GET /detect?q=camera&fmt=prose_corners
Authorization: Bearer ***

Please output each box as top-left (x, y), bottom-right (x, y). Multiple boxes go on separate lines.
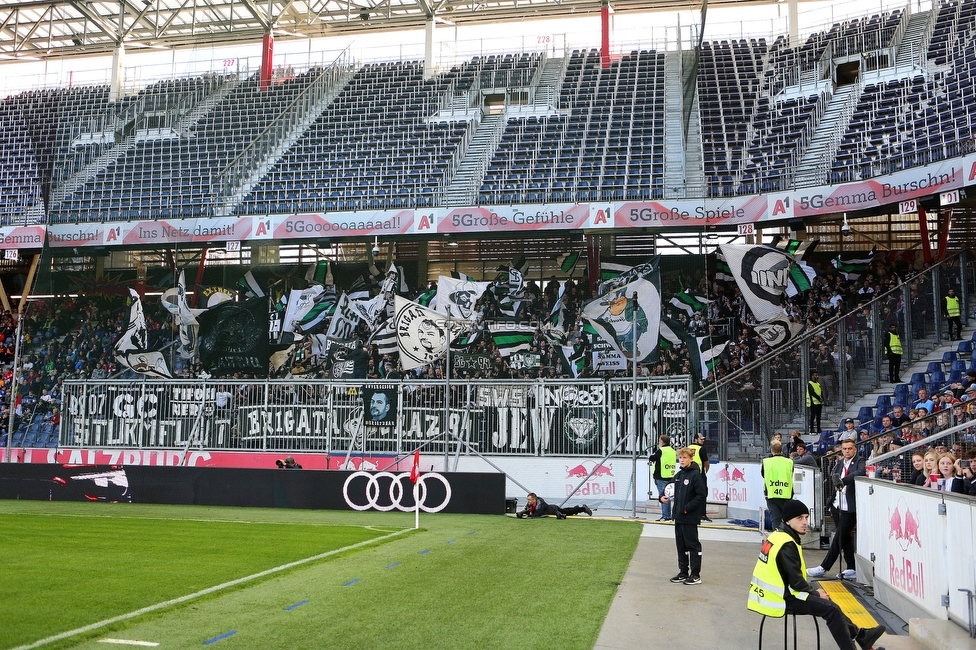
top-left (841, 222), bottom-right (851, 237)
top-left (961, 460), bottom-right (971, 469)
top-left (371, 244), bottom-right (380, 256)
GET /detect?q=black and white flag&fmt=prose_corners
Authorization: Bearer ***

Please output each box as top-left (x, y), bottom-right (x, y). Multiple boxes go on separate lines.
top-left (435, 275), bottom-right (490, 320)
top-left (392, 296), bottom-right (471, 370)
top-left (115, 288), bottom-right (173, 379)
top-left (719, 244), bottom-right (794, 323)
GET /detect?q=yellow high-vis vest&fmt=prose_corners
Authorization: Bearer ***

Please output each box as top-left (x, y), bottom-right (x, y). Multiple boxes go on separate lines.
top-left (947, 295), bottom-right (961, 318)
top-left (660, 446), bottom-right (677, 479)
top-left (747, 531), bottom-right (809, 617)
top-left (806, 381), bottom-right (823, 407)
top-left (762, 456), bottom-right (794, 499)
top-left (888, 333), bottom-right (902, 355)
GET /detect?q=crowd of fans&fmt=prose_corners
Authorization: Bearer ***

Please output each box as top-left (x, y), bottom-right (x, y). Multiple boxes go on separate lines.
top-left (0, 249), bottom-right (962, 449)
top-left (815, 380), bottom-right (976, 497)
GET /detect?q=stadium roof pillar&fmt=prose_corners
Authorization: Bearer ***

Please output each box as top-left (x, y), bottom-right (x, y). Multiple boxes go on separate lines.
top-left (260, 33), bottom-right (275, 91)
top-left (788, 0), bottom-right (799, 48)
top-left (424, 18), bottom-right (435, 79)
top-left (601, 1), bottom-right (611, 68)
top-left (109, 43), bottom-right (125, 103)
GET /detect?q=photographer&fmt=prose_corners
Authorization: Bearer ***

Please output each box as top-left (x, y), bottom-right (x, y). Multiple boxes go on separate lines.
top-left (516, 493), bottom-right (592, 519)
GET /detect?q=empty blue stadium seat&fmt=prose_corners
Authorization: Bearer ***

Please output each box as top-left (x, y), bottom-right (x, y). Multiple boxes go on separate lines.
top-left (927, 361), bottom-right (944, 374)
top-left (952, 360), bottom-right (967, 373)
top-left (856, 406), bottom-right (874, 423)
top-left (958, 341), bottom-right (973, 354)
top-left (874, 394), bottom-right (892, 414)
top-left (910, 372), bottom-right (928, 385)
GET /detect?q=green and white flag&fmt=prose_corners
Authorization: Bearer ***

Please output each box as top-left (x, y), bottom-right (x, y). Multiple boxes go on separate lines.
top-left (488, 322), bottom-right (536, 357)
top-left (560, 345), bottom-right (587, 378)
top-left (558, 251), bottom-right (582, 274)
top-left (583, 259), bottom-right (662, 363)
top-left (669, 290), bottom-right (710, 317)
top-left (832, 249), bottom-right (874, 281)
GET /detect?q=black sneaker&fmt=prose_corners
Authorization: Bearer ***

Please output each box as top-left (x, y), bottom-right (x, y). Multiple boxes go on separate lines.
top-left (856, 625), bottom-right (885, 650)
top-left (555, 512), bottom-right (567, 520)
top-left (684, 575), bottom-right (702, 585)
top-left (516, 512), bottom-right (523, 519)
top-left (670, 573), bottom-right (688, 583)
top-left (702, 515), bottom-right (713, 523)
top-left (582, 505), bottom-right (592, 516)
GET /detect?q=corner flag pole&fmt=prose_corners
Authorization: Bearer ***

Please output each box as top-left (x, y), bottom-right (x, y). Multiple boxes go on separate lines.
top-left (410, 448), bottom-right (421, 529)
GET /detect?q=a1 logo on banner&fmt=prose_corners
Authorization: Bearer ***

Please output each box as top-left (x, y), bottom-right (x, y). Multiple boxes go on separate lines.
top-left (899, 199), bottom-right (917, 214)
top-left (3, 249), bottom-right (18, 261)
top-left (737, 223), bottom-right (755, 236)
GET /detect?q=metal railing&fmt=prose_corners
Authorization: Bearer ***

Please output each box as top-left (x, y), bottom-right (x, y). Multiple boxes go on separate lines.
top-left (213, 46), bottom-right (356, 209)
top-left (57, 376), bottom-right (693, 458)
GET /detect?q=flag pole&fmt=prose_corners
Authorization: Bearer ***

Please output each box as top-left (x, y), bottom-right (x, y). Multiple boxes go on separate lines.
top-left (414, 480), bottom-right (420, 529)
top-left (444, 310), bottom-right (451, 473)
top-left (631, 290), bottom-right (639, 519)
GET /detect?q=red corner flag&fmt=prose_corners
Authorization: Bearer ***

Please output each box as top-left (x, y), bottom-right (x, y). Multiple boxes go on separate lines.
top-left (410, 449), bottom-right (421, 483)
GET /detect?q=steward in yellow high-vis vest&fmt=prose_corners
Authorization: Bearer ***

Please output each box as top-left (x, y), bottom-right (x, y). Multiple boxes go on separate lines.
top-left (945, 288), bottom-right (962, 340)
top-left (746, 500), bottom-right (885, 650)
top-left (762, 441), bottom-right (794, 530)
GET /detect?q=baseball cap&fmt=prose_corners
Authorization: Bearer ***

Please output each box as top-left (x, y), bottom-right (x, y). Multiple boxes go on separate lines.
top-left (967, 385), bottom-right (976, 393)
top-left (844, 418), bottom-right (855, 424)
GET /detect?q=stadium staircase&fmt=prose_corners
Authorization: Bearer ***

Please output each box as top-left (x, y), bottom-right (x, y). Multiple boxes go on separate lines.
top-left (215, 62), bottom-right (359, 216)
top-left (532, 56), bottom-right (567, 108)
top-left (895, 9), bottom-right (936, 70)
top-left (683, 81), bottom-right (706, 198)
top-left (662, 52), bottom-right (686, 198)
top-left (49, 76), bottom-right (238, 210)
top-left (792, 82), bottom-right (861, 187)
top-left (443, 112), bottom-right (506, 207)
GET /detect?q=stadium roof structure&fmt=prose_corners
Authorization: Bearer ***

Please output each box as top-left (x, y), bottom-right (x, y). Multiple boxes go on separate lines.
top-left (0, 0), bottom-right (766, 61)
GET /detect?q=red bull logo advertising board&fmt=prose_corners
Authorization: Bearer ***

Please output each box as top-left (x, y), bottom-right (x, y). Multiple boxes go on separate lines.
top-left (565, 460), bottom-right (617, 497)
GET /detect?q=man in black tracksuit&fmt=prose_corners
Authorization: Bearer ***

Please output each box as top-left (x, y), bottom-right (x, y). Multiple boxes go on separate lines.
top-left (516, 493), bottom-right (592, 519)
top-left (662, 447), bottom-right (708, 585)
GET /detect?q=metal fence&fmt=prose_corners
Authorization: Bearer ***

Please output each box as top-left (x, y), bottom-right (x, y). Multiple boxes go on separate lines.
top-left (60, 377), bottom-right (693, 458)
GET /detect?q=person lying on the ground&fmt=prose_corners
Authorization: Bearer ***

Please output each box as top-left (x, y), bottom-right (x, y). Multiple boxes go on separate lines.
top-left (516, 492), bottom-right (592, 519)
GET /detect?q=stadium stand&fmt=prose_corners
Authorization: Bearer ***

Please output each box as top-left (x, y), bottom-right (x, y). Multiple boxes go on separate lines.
top-left (236, 61), bottom-right (472, 214)
top-left (0, 2), bottom-right (971, 222)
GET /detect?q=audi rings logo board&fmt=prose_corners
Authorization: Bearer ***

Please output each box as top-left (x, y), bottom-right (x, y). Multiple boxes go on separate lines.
top-left (343, 471), bottom-right (452, 512)
top-left (340, 471), bottom-right (505, 515)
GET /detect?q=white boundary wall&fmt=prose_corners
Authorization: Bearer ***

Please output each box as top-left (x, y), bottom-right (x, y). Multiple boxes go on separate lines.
top-left (855, 478), bottom-right (976, 631)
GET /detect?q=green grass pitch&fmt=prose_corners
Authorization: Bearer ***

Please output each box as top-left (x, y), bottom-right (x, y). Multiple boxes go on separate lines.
top-left (0, 501), bottom-right (641, 650)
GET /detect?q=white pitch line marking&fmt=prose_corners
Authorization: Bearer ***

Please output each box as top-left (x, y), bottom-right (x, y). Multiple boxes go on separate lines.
top-left (12, 528), bottom-right (413, 650)
top-left (98, 639), bottom-right (160, 647)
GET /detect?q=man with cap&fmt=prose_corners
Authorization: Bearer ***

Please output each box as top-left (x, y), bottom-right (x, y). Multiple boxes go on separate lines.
top-left (748, 499), bottom-right (886, 650)
top-left (689, 433), bottom-right (712, 522)
top-left (841, 418), bottom-right (858, 438)
top-left (883, 323), bottom-right (902, 383)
